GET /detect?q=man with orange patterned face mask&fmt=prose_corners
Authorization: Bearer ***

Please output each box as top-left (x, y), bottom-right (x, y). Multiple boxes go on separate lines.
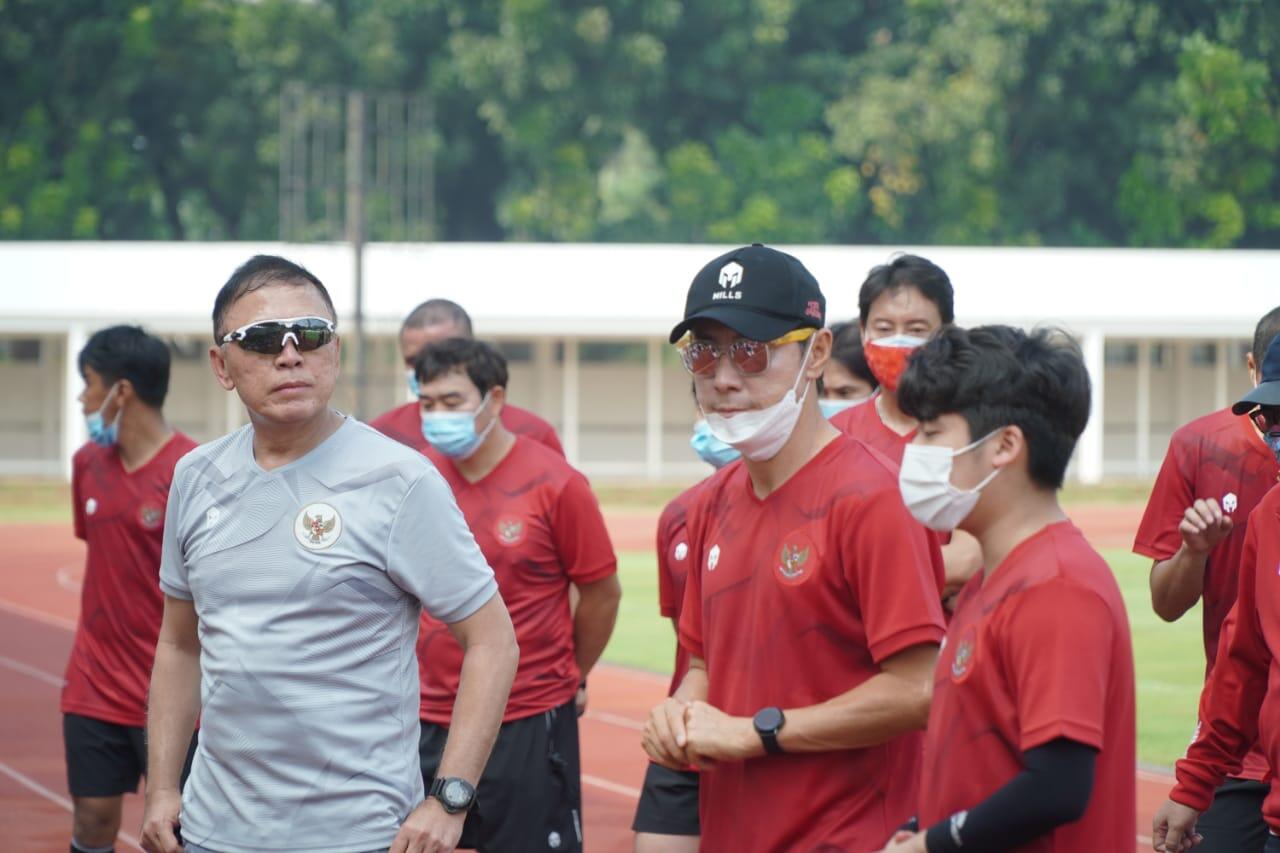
top-left (829, 254), bottom-right (983, 608)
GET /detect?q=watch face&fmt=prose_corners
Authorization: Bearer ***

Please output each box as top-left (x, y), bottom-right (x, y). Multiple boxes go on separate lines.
top-left (755, 706), bottom-right (783, 732)
top-left (443, 779), bottom-right (472, 807)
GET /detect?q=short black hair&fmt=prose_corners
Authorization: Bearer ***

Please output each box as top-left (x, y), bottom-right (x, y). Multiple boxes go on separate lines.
top-left (898, 325), bottom-right (1090, 490)
top-left (829, 321), bottom-right (878, 389)
top-left (402, 299), bottom-right (473, 337)
top-left (415, 337), bottom-right (508, 396)
top-left (78, 325), bottom-right (171, 408)
top-left (212, 255), bottom-right (336, 342)
top-left (858, 254), bottom-right (955, 326)
top-left (1253, 305), bottom-right (1280, 366)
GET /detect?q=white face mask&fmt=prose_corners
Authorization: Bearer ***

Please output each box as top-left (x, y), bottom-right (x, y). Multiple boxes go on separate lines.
top-left (899, 429), bottom-right (1003, 531)
top-left (702, 340), bottom-right (814, 461)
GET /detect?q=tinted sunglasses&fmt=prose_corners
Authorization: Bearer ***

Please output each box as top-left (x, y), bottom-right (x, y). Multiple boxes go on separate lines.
top-left (220, 316), bottom-right (336, 354)
top-left (676, 327), bottom-right (814, 377)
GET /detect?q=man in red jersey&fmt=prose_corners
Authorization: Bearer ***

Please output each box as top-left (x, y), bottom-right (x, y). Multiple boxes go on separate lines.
top-left (881, 324), bottom-right (1136, 853)
top-left (829, 255), bottom-right (983, 608)
top-left (641, 244), bottom-right (945, 852)
top-left (370, 298), bottom-right (563, 455)
top-left (412, 337), bottom-right (621, 852)
top-left (631, 395), bottom-right (740, 852)
top-left (1135, 308), bottom-right (1280, 852)
top-left (63, 326), bottom-right (197, 853)
top-left (1153, 333), bottom-right (1280, 853)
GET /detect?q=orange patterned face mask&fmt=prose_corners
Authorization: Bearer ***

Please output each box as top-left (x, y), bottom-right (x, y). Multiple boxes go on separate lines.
top-left (863, 335), bottom-right (927, 392)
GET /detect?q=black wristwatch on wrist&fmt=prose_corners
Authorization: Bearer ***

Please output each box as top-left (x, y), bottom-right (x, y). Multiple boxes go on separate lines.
top-left (753, 706), bottom-right (786, 755)
top-left (429, 776), bottom-right (476, 814)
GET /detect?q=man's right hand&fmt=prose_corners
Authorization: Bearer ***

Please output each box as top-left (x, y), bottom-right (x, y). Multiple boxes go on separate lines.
top-left (1179, 499), bottom-right (1232, 554)
top-left (1152, 798), bottom-right (1202, 852)
top-left (140, 788), bottom-right (184, 853)
top-left (642, 696), bottom-right (692, 770)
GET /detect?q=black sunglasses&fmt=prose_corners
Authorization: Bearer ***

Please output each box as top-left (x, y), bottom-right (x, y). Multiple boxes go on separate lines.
top-left (220, 316), bottom-right (336, 354)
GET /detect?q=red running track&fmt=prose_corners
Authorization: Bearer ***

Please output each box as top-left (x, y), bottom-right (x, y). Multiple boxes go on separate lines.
top-left (1, 518), bottom-right (1168, 852)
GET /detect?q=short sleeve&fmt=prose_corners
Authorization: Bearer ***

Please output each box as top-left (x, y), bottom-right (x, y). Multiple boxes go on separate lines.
top-left (1133, 433), bottom-right (1195, 561)
top-left (656, 503), bottom-right (682, 618)
top-left (386, 466), bottom-right (498, 624)
top-left (677, 492), bottom-right (710, 660)
top-left (158, 465), bottom-right (192, 600)
top-left (550, 471), bottom-right (617, 585)
top-left (71, 452), bottom-right (86, 541)
top-left (999, 580), bottom-right (1115, 752)
top-left (842, 489), bottom-right (946, 662)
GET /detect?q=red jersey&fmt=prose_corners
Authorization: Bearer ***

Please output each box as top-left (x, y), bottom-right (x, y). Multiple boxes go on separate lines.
top-left (679, 435), bottom-right (946, 852)
top-left (1172, 485), bottom-right (1280, 830)
top-left (417, 437), bottom-right (616, 724)
top-left (829, 393), bottom-right (915, 465)
top-left (370, 401), bottom-right (564, 458)
top-left (919, 521), bottom-right (1137, 852)
top-left (656, 477), bottom-right (717, 697)
top-left (62, 433), bottom-right (197, 727)
top-left (1134, 408), bottom-right (1277, 781)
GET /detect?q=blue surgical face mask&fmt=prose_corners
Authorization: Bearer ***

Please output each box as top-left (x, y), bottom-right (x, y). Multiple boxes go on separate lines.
top-left (1265, 429), bottom-right (1280, 464)
top-left (406, 370), bottom-right (420, 398)
top-left (85, 384), bottom-right (121, 448)
top-left (420, 393), bottom-right (496, 459)
top-left (819, 396), bottom-right (870, 420)
top-left (690, 419), bottom-right (741, 469)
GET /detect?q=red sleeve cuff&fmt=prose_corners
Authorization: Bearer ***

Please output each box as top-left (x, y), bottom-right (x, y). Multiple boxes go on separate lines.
top-left (659, 604), bottom-right (677, 618)
top-left (678, 628), bottom-right (704, 662)
top-left (1170, 779), bottom-right (1216, 814)
top-left (868, 623), bottom-right (945, 664)
top-left (1132, 539), bottom-right (1176, 562)
top-left (569, 561), bottom-right (618, 586)
top-left (1020, 719), bottom-right (1105, 754)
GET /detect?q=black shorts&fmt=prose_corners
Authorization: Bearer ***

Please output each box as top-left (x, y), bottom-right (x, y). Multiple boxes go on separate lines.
top-left (420, 698), bottom-right (581, 852)
top-left (1198, 777), bottom-right (1269, 853)
top-left (631, 762), bottom-right (699, 836)
top-left (63, 713), bottom-right (197, 798)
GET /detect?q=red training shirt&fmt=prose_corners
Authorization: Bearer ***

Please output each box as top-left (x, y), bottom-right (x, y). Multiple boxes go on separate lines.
top-left (370, 400), bottom-right (565, 458)
top-left (679, 434), bottom-right (946, 852)
top-left (656, 476), bottom-right (718, 697)
top-left (1133, 408), bottom-right (1277, 781)
top-left (919, 521), bottom-right (1137, 852)
top-left (1172, 484), bottom-right (1280, 830)
top-left (417, 436), bottom-right (616, 724)
top-left (829, 392), bottom-right (915, 465)
top-left (62, 433), bottom-right (197, 727)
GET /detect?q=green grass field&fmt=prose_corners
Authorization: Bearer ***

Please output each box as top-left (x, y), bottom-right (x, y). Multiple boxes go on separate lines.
top-left (602, 547), bottom-right (1205, 770)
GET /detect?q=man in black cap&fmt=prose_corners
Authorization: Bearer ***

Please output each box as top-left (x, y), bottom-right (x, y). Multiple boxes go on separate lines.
top-left (639, 245), bottom-right (946, 852)
top-left (1154, 331), bottom-right (1280, 853)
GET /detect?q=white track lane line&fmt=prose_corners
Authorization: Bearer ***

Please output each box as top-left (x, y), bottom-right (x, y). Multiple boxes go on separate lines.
top-left (0, 759), bottom-right (144, 851)
top-left (584, 710), bottom-right (645, 731)
top-left (582, 774), bottom-right (640, 799)
top-left (55, 565), bottom-right (83, 594)
top-left (0, 598), bottom-right (78, 631)
top-left (0, 654), bottom-right (65, 688)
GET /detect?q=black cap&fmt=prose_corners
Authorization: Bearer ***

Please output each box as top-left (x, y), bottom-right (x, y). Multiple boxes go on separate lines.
top-left (1233, 332), bottom-right (1280, 414)
top-left (668, 244), bottom-right (826, 343)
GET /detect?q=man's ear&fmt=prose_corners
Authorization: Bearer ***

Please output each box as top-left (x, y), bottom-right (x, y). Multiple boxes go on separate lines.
top-left (805, 328), bottom-right (833, 380)
top-left (1248, 352), bottom-right (1260, 388)
top-left (489, 385), bottom-right (507, 417)
top-left (992, 424), bottom-right (1025, 470)
top-left (209, 346), bottom-right (236, 392)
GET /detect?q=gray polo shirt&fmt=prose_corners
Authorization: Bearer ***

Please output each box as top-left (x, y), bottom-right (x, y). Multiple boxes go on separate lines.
top-left (159, 417), bottom-right (497, 853)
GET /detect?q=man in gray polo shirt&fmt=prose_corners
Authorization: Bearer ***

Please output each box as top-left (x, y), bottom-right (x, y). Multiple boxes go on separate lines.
top-left (140, 255), bottom-right (518, 853)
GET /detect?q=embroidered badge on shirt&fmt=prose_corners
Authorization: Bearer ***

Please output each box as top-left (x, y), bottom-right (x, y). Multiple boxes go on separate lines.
top-left (295, 502), bottom-right (342, 550)
top-left (494, 515), bottom-right (527, 547)
top-left (138, 505), bottom-right (163, 529)
top-left (1223, 492), bottom-right (1238, 513)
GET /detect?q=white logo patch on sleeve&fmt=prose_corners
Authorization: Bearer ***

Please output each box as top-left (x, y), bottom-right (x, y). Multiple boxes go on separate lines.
top-left (1223, 492), bottom-right (1238, 513)
top-left (295, 502), bottom-right (342, 550)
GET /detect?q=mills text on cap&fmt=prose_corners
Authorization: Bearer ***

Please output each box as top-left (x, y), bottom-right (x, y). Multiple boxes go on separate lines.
top-left (668, 244), bottom-right (826, 344)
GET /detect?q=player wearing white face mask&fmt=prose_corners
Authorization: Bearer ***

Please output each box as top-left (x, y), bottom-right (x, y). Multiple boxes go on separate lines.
top-left (642, 244), bottom-right (945, 853)
top-left (880, 325), bottom-right (1136, 853)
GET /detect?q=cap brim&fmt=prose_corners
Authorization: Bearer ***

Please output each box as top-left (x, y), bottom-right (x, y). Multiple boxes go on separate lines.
top-left (1231, 381), bottom-right (1280, 415)
top-left (668, 306), bottom-right (808, 344)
